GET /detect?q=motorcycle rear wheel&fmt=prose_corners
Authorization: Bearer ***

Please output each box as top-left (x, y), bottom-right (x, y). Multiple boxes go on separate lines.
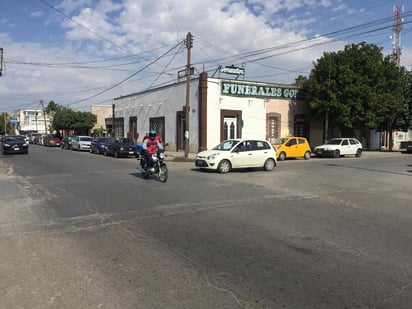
top-left (158, 164), bottom-right (168, 183)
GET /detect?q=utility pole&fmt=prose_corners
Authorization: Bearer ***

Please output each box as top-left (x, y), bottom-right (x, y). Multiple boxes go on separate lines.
top-left (184, 32), bottom-right (193, 159)
top-left (40, 100), bottom-right (47, 134)
top-left (112, 100), bottom-right (115, 137)
top-left (0, 48), bottom-right (3, 77)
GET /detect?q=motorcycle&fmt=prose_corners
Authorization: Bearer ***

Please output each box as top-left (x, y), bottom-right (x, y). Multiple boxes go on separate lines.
top-left (141, 150), bottom-right (168, 183)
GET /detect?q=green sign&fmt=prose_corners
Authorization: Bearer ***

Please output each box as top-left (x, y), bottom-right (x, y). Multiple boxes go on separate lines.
top-left (221, 81), bottom-right (298, 99)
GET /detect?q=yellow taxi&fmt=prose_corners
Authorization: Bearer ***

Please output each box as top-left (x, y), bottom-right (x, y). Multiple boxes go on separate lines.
top-left (272, 136), bottom-right (312, 161)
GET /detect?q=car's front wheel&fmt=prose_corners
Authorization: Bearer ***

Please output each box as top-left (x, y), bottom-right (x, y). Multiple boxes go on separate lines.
top-left (278, 152), bottom-right (286, 161)
top-left (304, 151), bottom-right (311, 160)
top-left (217, 160), bottom-right (231, 174)
top-left (333, 150), bottom-right (340, 158)
top-left (263, 158), bottom-right (276, 171)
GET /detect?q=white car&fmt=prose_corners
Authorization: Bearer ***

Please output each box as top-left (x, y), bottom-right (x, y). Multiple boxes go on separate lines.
top-left (314, 138), bottom-right (362, 158)
top-left (195, 139), bottom-right (277, 173)
top-left (71, 136), bottom-right (92, 151)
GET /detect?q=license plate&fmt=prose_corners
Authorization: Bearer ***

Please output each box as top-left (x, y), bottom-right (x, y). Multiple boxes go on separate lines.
top-left (129, 151), bottom-right (134, 154)
top-left (14, 147), bottom-right (20, 151)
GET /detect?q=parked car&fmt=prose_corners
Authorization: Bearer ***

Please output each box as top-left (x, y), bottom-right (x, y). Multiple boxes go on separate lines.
top-left (61, 136), bottom-right (75, 150)
top-left (195, 139), bottom-right (277, 173)
top-left (314, 138), bottom-right (362, 158)
top-left (44, 134), bottom-right (61, 147)
top-left (21, 135), bottom-right (30, 143)
top-left (400, 141), bottom-right (412, 153)
top-left (90, 136), bottom-right (108, 154)
top-left (29, 133), bottom-right (42, 144)
top-left (71, 136), bottom-right (92, 151)
top-left (32, 134), bottom-right (45, 145)
top-left (104, 137), bottom-right (136, 158)
top-left (272, 136), bottom-right (311, 161)
top-left (1, 135), bottom-right (29, 154)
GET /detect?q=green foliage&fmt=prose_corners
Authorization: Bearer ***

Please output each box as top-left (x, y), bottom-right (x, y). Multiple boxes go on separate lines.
top-left (0, 112), bottom-right (12, 135)
top-left (92, 127), bottom-right (106, 136)
top-left (302, 43), bottom-right (410, 134)
top-left (49, 103), bottom-right (97, 134)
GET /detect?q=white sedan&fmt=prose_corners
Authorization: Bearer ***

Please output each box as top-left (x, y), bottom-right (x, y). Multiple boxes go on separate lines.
top-left (195, 139), bottom-right (277, 173)
top-left (71, 136), bottom-right (93, 151)
top-left (314, 138), bottom-right (362, 158)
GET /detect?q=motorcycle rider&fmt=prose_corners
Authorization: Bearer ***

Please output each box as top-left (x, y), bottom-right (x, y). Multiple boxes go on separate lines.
top-left (141, 130), bottom-right (163, 168)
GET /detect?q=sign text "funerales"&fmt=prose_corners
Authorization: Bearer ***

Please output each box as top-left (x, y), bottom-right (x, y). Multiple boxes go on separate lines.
top-left (221, 81), bottom-right (298, 99)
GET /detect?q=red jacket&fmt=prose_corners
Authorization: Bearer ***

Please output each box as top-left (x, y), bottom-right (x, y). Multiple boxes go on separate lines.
top-left (143, 136), bottom-right (162, 154)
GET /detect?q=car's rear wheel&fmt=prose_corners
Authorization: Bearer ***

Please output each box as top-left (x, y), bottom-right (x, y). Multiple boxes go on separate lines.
top-left (304, 151), bottom-right (311, 160)
top-left (263, 158), bottom-right (276, 171)
top-left (355, 149), bottom-right (362, 157)
top-left (217, 160), bottom-right (231, 174)
top-left (114, 150), bottom-right (119, 158)
top-left (333, 150), bottom-right (340, 158)
top-left (278, 152), bottom-right (286, 161)
top-left (104, 149), bottom-right (108, 156)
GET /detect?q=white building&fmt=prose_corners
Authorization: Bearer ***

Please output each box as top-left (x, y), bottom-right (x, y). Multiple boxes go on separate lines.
top-left (18, 109), bottom-right (52, 134)
top-left (113, 72), bottom-right (308, 153)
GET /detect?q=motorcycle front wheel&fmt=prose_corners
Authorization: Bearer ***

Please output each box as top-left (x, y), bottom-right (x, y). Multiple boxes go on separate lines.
top-left (158, 164), bottom-right (168, 183)
top-left (142, 168), bottom-right (149, 179)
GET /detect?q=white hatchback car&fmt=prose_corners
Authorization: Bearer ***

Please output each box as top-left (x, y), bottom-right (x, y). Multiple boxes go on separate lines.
top-left (195, 139), bottom-right (277, 173)
top-left (314, 138), bottom-right (362, 158)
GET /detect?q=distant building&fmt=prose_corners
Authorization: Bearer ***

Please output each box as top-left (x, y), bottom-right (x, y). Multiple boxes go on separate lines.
top-left (17, 109), bottom-right (52, 134)
top-left (91, 105), bottom-right (112, 135)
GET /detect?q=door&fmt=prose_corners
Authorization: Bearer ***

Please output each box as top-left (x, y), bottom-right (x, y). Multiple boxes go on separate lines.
top-left (223, 116), bottom-right (238, 140)
top-left (340, 139), bottom-right (351, 155)
top-left (285, 138), bottom-right (299, 157)
top-left (231, 141), bottom-right (254, 167)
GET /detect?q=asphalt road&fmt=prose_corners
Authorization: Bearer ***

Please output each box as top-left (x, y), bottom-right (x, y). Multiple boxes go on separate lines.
top-left (0, 145), bottom-right (411, 308)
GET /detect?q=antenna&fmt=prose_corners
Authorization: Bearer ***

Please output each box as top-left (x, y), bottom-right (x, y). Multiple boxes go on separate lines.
top-left (391, 5), bottom-right (404, 66)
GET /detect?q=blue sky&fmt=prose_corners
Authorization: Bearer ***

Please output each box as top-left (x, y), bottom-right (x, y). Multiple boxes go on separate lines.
top-left (0, 0), bottom-right (410, 113)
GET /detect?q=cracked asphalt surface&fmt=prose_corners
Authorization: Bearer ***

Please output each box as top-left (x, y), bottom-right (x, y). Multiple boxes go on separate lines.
top-left (0, 146), bottom-right (412, 308)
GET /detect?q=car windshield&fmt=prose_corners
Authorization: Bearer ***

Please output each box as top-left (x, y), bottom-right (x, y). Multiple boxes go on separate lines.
top-left (116, 138), bottom-right (133, 144)
top-left (80, 137), bottom-right (92, 141)
top-left (326, 139), bottom-right (342, 145)
top-left (212, 140), bottom-right (240, 151)
top-left (273, 138), bottom-right (288, 144)
top-left (6, 136), bottom-right (24, 141)
top-left (98, 137), bottom-right (107, 142)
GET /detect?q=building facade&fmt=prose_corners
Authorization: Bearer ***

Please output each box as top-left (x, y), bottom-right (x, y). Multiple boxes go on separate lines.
top-left (112, 72), bottom-right (313, 153)
top-left (17, 109), bottom-right (52, 134)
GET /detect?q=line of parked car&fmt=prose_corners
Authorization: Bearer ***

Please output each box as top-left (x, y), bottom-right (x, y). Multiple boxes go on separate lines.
top-left (195, 136), bottom-right (364, 174)
top-left (60, 135), bottom-right (136, 158)
top-left (3, 133), bottom-right (366, 175)
top-left (29, 133), bottom-right (61, 147)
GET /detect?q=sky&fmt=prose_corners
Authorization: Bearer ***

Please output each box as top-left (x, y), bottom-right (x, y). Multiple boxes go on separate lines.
top-left (0, 0), bottom-right (411, 114)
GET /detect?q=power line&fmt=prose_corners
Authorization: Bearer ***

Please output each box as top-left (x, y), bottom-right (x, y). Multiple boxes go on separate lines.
top-left (69, 40), bottom-right (184, 106)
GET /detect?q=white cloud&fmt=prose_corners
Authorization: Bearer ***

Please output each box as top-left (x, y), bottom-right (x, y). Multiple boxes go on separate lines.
top-left (0, 0), bottom-right (400, 112)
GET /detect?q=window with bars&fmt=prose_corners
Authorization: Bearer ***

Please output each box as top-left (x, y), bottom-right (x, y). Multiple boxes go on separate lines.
top-left (267, 115), bottom-right (280, 139)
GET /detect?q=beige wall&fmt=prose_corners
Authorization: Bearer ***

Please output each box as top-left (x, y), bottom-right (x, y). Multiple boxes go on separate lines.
top-left (91, 105), bottom-right (111, 132)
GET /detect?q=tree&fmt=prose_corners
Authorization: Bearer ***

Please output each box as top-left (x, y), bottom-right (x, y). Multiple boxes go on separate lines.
top-left (302, 43), bottom-right (407, 146)
top-left (0, 112), bottom-right (11, 135)
top-left (51, 105), bottom-right (96, 135)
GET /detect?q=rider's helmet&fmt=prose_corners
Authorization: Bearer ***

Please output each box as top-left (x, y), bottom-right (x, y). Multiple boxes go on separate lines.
top-left (148, 130), bottom-right (157, 140)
